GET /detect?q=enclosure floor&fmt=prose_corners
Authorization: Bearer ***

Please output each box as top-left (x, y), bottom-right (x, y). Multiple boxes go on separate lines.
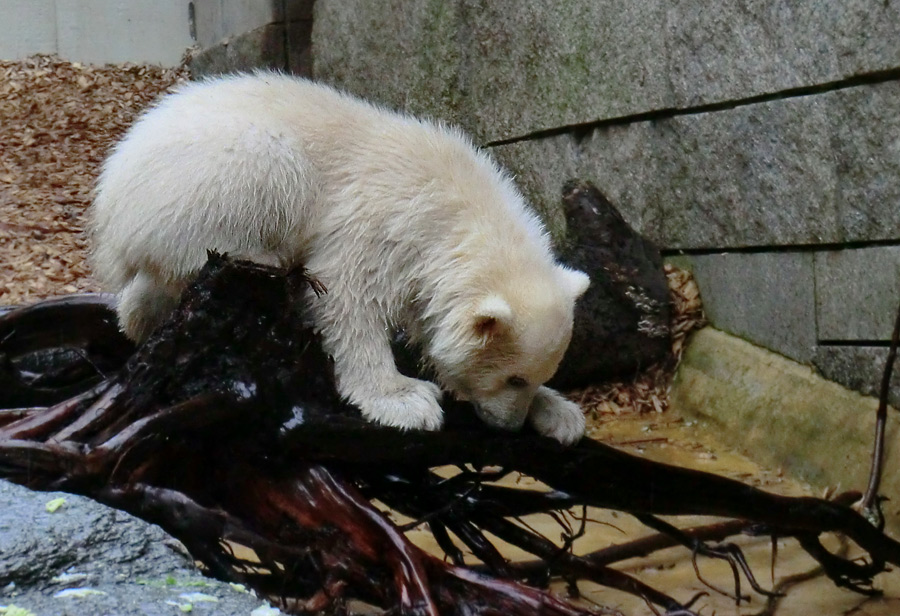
top-left (0, 56), bottom-right (186, 305)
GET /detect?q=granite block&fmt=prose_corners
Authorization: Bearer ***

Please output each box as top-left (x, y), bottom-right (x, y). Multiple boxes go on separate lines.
top-left (313, 0), bottom-right (900, 141)
top-left (492, 81), bottom-right (900, 250)
top-left (815, 246), bottom-right (900, 341)
top-left (814, 345), bottom-right (900, 409)
top-left (677, 252), bottom-right (817, 362)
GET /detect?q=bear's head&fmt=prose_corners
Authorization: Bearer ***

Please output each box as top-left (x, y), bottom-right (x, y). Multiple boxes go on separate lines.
top-left (429, 264), bottom-right (590, 432)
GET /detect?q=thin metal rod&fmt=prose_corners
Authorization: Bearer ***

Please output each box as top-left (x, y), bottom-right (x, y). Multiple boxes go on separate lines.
top-left (862, 299), bottom-right (900, 513)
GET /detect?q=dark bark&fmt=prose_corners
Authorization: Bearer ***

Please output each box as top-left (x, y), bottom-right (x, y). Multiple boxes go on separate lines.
top-left (552, 180), bottom-right (672, 388)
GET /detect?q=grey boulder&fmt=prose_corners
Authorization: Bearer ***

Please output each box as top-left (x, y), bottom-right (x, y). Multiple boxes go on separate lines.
top-left (0, 479), bottom-right (273, 616)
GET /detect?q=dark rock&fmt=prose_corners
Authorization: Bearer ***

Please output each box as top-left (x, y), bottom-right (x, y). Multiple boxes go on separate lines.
top-left (551, 180), bottom-right (671, 389)
top-left (0, 480), bottom-right (270, 615)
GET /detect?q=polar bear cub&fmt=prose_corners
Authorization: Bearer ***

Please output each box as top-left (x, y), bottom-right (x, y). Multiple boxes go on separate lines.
top-left (90, 73), bottom-right (589, 444)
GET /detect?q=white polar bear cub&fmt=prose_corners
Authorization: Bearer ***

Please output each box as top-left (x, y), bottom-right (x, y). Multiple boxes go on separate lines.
top-left (90, 73), bottom-right (590, 444)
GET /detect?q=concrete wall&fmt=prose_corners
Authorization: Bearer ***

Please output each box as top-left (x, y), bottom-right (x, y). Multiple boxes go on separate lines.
top-left (0, 0), bottom-right (314, 73)
top-left (0, 0), bottom-right (195, 66)
top-left (188, 0), bottom-right (314, 76)
top-left (311, 0), bottom-right (900, 407)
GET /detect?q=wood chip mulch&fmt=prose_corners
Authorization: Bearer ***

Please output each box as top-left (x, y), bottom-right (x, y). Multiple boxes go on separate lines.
top-left (0, 55), bottom-right (188, 305)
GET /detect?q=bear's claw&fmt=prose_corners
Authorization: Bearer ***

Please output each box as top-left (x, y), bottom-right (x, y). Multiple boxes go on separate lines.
top-left (528, 387), bottom-right (586, 445)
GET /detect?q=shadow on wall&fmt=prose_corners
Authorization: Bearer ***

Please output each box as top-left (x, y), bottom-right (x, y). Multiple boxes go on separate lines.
top-left (188, 0), bottom-right (315, 77)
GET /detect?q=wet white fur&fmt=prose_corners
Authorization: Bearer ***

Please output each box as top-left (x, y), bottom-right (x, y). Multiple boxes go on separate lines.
top-left (90, 73), bottom-right (589, 444)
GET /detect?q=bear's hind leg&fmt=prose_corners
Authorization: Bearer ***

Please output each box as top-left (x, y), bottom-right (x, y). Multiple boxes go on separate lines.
top-left (527, 386), bottom-right (586, 445)
top-left (116, 271), bottom-right (182, 342)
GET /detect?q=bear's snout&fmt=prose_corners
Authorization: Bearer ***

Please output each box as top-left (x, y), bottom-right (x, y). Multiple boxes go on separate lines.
top-left (473, 403), bottom-right (529, 432)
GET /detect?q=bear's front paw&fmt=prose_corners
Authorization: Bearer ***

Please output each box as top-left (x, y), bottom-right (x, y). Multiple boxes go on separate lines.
top-left (528, 386), bottom-right (586, 445)
top-left (357, 377), bottom-right (444, 432)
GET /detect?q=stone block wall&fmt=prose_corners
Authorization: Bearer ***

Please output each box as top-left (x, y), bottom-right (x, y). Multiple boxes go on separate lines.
top-left (310, 0), bottom-right (900, 405)
top-left (0, 0), bottom-right (315, 72)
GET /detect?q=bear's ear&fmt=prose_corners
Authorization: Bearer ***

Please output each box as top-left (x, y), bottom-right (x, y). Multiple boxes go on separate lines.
top-left (557, 265), bottom-right (590, 299)
top-left (473, 294), bottom-right (513, 339)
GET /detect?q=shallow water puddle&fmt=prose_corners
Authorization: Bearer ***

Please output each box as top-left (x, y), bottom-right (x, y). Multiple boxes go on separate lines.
top-left (227, 410), bottom-right (898, 614)
top-left (397, 410), bottom-right (900, 615)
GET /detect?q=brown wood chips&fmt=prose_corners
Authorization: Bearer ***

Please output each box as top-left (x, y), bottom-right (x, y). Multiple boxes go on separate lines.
top-left (0, 55), bottom-right (188, 305)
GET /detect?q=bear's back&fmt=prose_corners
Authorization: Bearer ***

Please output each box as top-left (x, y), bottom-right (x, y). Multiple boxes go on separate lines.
top-left (90, 75), bottom-right (383, 288)
top-left (90, 73), bottom-right (549, 297)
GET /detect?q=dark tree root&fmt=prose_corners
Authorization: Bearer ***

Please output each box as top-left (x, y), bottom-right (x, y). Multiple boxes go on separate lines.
top-left (0, 293), bottom-right (133, 408)
top-left (1, 253), bottom-right (898, 615)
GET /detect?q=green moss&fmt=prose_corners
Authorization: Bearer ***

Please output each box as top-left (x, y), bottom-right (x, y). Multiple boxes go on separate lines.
top-left (673, 328), bottom-right (900, 530)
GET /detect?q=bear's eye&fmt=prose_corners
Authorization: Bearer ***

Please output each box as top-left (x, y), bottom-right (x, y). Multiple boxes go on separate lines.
top-left (507, 376), bottom-right (529, 388)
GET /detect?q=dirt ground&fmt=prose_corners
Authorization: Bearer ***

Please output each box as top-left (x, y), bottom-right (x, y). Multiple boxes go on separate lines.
top-left (3, 55), bottom-right (897, 615)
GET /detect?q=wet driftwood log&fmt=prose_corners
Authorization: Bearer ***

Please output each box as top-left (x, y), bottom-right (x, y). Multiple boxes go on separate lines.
top-left (1, 253), bottom-right (899, 615)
